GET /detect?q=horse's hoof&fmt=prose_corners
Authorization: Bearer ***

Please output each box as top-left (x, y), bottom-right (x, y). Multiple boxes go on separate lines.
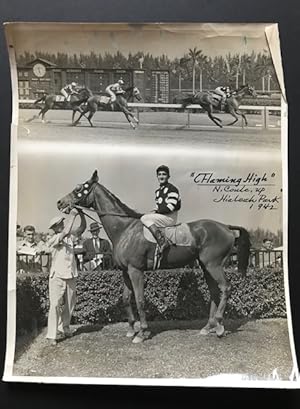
top-left (199, 327), bottom-right (210, 336)
top-left (132, 335), bottom-right (144, 343)
top-left (126, 329), bottom-right (136, 338)
top-left (132, 330), bottom-right (150, 343)
top-left (216, 324), bottom-right (225, 338)
top-left (200, 326), bottom-right (217, 336)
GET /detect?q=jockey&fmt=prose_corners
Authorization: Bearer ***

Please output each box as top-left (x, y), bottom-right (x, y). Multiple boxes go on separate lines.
top-left (141, 165), bottom-right (181, 255)
top-left (105, 79), bottom-right (125, 109)
top-left (213, 85), bottom-right (231, 110)
top-left (60, 82), bottom-right (79, 102)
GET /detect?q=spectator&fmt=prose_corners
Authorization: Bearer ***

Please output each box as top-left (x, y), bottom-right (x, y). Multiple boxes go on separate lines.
top-left (259, 238), bottom-right (275, 267)
top-left (73, 235), bottom-right (84, 270)
top-left (82, 222), bottom-right (112, 271)
top-left (261, 238), bottom-right (274, 251)
top-left (17, 225), bottom-right (48, 273)
top-left (46, 208), bottom-right (86, 346)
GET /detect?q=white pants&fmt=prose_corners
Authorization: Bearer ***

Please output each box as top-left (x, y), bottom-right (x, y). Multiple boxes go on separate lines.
top-left (105, 87), bottom-right (116, 102)
top-left (46, 275), bottom-right (76, 339)
top-left (141, 211), bottom-right (178, 228)
top-left (60, 89), bottom-right (70, 101)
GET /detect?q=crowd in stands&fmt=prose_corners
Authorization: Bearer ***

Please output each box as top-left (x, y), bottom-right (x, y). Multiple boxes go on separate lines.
top-left (16, 222), bottom-right (113, 273)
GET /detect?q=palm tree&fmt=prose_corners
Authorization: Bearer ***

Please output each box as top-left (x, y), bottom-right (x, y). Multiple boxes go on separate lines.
top-left (180, 47), bottom-right (206, 93)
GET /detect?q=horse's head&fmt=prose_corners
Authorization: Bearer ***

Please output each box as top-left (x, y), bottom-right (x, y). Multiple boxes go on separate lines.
top-left (57, 170), bottom-right (99, 214)
top-left (78, 86), bottom-right (93, 97)
top-left (125, 86), bottom-right (142, 101)
top-left (241, 84), bottom-right (257, 97)
top-left (132, 86), bottom-right (142, 101)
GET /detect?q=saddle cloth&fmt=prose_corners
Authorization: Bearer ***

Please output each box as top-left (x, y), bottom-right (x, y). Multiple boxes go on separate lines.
top-left (143, 223), bottom-right (194, 247)
top-left (55, 95), bottom-right (65, 102)
top-left (98, 95), bottom-right (110, 104)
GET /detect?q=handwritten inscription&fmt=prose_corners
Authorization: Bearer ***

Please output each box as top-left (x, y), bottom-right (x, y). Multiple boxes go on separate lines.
top-left (190, 171), bottom-right (281, 211)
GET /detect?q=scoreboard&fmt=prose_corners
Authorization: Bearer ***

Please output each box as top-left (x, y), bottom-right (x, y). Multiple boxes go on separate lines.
top-left (151, 70), bottom-right (170, 103)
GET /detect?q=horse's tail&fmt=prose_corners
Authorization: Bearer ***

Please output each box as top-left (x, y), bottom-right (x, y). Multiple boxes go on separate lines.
top-left (228, 225), bottom-right (251, 276)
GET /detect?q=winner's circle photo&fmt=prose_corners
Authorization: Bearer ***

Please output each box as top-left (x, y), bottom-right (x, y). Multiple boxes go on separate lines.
top-left (2, 21), bottom-right (298, 388)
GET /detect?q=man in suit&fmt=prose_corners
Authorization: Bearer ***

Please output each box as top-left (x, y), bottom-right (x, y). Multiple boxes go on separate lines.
top-left (82, 222), bottom-right (112, 270)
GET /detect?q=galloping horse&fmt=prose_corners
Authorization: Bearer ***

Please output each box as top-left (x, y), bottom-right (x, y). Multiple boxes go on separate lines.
top-left (26, 87), bottom-right (93, 124)
top-left (72, 86), bottom-right (142, 129)
top-left (57, 170), bottom-right (251, 343)
top-left (179, 84), bottom-right (257, 128)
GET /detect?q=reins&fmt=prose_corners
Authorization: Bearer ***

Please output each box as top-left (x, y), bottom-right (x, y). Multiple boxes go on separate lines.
top-left (74, 205), bottom-right (142, 220)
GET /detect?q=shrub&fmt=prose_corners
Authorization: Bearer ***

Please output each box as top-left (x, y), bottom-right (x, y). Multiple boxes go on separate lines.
top-left (16, 266), bottom-right (286, 335)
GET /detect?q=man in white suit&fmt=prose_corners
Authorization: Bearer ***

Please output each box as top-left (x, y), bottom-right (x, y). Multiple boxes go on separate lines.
top-left (46, 208), bottom-right (86, 346)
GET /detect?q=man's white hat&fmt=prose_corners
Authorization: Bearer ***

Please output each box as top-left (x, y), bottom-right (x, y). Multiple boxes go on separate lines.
top-left (49, 216), bottom-right (65, 229)
top-left (71, 82), bottom-right (77, 86)
top-left (118, 79), bottom-right (124, 85)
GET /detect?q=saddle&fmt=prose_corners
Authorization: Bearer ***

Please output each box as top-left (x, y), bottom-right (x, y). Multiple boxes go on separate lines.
top-left (144, 223), bottom-right (194, 270)
top-left (144, 223), bottom-right (194, 247)
top-left (55, 95), bottom-right (65, 102)
top-left (98, 95), bottom-right (111, 105)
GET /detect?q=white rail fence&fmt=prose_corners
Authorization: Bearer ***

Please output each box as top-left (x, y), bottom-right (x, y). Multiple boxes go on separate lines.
top-left (19, 100), bottom-right (281, 129)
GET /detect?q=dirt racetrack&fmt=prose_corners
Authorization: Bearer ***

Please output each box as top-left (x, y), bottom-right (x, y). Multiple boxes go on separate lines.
top-left (18, 109), bottom-right (281, 154)
top-left (13, 318), bottom-right (293, 381)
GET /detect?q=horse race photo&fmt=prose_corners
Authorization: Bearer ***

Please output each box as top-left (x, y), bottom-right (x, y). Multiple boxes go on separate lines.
top-left (3, 22), bottom-right (299, 387)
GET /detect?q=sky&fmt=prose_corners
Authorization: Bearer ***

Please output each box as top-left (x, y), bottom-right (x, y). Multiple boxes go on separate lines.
top-left (17, 145), bottom-right (282, 236)
top-left (10, 23), bottom-right (271, 59)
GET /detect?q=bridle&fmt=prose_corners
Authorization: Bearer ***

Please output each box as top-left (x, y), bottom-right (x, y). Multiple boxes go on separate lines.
top-left (71, 180), bottom-right (142, 220)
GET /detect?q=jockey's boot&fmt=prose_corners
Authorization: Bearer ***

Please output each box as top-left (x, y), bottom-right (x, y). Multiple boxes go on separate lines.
top-left (148, 224), bottom-right (170, 255)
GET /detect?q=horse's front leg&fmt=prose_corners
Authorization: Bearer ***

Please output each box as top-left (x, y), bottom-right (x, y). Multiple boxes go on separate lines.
top-left (207, 111), bottom-right (223, 128)
top-left (128, 265), bottom-right (150, 343)
top-left (227, 109), bottom-right (239, 126)
top-left (122, 108), bottom-right (137, 129)
top-left (72, 110), bottom-right (76, 124)
top-left (73, 111), bottom-right (84, 126)
top-left (87, 111), bottom-right (95, 127)
top-left (239, 111), bottom-right (248, 126)
top-left (41, 108), bottom-right (48, 123)
top-left (122, 270), bottom-right (136, 338)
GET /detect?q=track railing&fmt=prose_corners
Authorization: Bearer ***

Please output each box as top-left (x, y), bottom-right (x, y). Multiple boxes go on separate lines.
top-left (19, 100), bottom-right (281, 129)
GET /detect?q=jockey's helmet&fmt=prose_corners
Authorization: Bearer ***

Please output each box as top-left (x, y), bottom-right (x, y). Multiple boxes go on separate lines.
top-left (71, 82), bottom-right (77, 86)
top-left (118, 79), bottom-right (124, 85)
top-left (156, 165), bottom-right (170, 177)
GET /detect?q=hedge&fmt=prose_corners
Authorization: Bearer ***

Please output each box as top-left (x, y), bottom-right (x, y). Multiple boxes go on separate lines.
top-left (16, 267), bottom-right (286, 335)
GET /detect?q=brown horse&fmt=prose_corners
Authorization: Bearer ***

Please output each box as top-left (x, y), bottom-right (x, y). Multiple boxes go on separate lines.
top-left (26, 87), bottom-right (93, 124)
top-left (179, 84), bottom-right (257, 128)
top-left (57, 170), bottom-right (251, 343)
top-left (72, 86), bottom-right (142, 129)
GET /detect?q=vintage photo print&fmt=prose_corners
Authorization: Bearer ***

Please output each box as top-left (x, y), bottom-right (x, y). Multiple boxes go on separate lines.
top-left (3, 22), bottom-right (299, 387)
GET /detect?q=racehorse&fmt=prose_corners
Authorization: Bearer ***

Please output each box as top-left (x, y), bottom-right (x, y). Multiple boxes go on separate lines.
top-left (178, 84), bottom-right (257, 128)
top-left (57, 170), bottom-right (251, 343)
top-left (26, 86), bottom-right (93, 124)
top-left (72, 86), bottom-right (142, 129)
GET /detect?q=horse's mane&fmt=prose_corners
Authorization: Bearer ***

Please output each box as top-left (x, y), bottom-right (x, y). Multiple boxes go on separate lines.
top-left (99, 183), bottom-right (143, 219)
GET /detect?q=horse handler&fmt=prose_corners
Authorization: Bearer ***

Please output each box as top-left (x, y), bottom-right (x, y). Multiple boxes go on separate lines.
top-left (46, 208), bottom-right (86, 346)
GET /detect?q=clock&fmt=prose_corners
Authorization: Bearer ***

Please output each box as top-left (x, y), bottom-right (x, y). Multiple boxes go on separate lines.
top-left (33, 63), bottom-right (46, 78)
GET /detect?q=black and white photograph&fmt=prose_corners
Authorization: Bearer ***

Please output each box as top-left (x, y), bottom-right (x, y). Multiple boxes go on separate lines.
top-left (3, 22), bottom-right (299, 387)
